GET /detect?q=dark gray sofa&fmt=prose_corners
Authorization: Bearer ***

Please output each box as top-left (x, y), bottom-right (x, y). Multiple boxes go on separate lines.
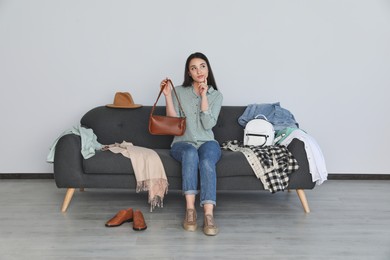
top-left (53, 106), bottom-right (315, 213)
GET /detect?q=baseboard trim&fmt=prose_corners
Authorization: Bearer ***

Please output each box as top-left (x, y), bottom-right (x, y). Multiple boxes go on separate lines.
top-left (327, 174), bottom-right (390, 180)
top-left (0, 173), bottom-right (389, 180)
top-left (0, 173), bottom-right (54, 179)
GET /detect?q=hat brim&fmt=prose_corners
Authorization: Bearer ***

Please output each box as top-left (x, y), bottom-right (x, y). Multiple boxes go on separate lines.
top-left (106, 104), bottom-right (142, 109)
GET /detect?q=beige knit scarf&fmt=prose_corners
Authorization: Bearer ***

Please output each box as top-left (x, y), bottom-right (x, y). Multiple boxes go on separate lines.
top-left (107, 141), bottom-right (168, 211)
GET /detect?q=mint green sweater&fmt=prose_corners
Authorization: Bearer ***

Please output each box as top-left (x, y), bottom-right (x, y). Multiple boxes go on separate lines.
top-left (47, 124), bottom-right (103, 163)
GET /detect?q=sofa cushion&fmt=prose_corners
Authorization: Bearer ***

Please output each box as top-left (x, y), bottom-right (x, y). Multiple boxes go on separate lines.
top-left (81, 106), bottom-right (174, 149)
top-left (83, 150), bottom-right (134, 175)
top-left (217, 151), bottom-right (255, 177)
top-left (83, 149), bottom-right (256, 178)
top-left (80, 106), bottom-right (248, 148)
top-left (83, 149), bottom-right (182, 178)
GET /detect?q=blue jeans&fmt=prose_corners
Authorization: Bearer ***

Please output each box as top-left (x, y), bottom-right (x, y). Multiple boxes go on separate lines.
top-left (170, 141), bottom-right (221, 207)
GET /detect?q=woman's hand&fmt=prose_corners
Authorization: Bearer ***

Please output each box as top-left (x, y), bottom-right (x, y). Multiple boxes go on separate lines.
top-left (161, 78), bottom-right (177, 117)
top-left (199, 78), bottom-right (208, 97)
top-left (160, 78), bottom-right (172, 97)
top-left (199, 78), bottom-right (209, 112)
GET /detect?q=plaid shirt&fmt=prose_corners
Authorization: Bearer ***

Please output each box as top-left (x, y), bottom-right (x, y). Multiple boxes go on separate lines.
top-left (221, 140), bottom-right (299, 193)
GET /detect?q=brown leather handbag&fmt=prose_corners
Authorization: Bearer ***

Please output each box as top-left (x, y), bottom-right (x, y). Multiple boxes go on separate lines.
top-left (149, 79), bottom-right (186, 136)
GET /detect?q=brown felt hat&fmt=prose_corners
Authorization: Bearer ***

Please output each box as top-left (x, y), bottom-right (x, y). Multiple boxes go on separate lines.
top-left (106, 92), bottom-right (142, 109)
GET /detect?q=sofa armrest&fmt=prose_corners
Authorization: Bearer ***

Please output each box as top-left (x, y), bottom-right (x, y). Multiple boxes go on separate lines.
top-left (287, 138), bottom-right (316, 189)
top-left (53, 134), bottom-right (84, 188)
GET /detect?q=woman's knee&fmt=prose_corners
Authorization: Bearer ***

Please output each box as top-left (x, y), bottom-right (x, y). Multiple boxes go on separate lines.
top-left (182, 145), bottom-right (198, 160)
top-left (171, 142), bottom-right (198, 161)
top-left (199, 142), bottom-right (221, 162)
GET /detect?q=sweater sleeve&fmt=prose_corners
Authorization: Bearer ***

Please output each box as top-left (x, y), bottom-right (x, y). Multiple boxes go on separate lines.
top-left (200, 91), bottom-right (223, 130)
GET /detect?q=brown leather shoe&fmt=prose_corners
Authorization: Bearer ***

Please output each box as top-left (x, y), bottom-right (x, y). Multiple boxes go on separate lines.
top-left (105, 208), bottom-right (133, 227)
top-left (133, 210), bottom-right (147, 231)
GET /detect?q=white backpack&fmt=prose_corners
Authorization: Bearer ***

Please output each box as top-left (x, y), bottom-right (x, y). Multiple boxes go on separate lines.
top-left (244, 115), bottom-right (275, 147)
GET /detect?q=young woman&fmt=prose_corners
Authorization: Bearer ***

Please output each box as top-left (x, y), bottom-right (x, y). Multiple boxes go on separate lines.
top-left (160, 52), bottom-right (223, 236)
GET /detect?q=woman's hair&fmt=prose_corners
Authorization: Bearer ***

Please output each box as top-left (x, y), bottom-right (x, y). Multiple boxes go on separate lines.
top-left (182, 52), bottom-right (218, 90)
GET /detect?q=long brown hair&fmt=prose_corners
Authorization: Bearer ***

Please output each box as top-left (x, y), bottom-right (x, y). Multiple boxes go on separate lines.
top-left (182, 52), bottom-right (218, 90)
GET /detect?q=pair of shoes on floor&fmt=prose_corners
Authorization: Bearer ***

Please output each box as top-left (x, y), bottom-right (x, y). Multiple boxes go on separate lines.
top-left (105, 208), bottom-right (147, 231)
top-left (183, 209), bottom-right (218, 236)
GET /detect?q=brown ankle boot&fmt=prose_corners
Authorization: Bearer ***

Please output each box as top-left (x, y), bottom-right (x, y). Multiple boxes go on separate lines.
top-left (133, 210), bottom-right (147, 231)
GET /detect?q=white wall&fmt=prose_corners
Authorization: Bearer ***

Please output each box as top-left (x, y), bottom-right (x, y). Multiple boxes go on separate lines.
top-left (1, 0), bottom-right (389, 174)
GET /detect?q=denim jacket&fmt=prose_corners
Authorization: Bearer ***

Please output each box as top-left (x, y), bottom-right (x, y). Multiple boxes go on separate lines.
top-left (238, 102), bottom-right (299, 131)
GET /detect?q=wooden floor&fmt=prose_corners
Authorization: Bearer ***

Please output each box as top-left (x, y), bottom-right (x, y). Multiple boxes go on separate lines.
top-left (0, 179), bottom-right (389, 260)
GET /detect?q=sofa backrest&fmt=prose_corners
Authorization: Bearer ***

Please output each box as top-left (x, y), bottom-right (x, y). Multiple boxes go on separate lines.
top-left (81, 106), bottom-right (247, 148)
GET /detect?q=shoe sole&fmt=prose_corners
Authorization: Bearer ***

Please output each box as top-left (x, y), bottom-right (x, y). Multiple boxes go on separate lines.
top-left (133, 226), bottom-right (147, 231)
top-left (105, 218), bottom-right (133, 227)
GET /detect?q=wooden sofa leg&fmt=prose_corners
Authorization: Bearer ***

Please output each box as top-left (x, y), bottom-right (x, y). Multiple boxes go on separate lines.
top-left (296, 189), bottom-right (310, 213)
top-left (61, 188), bottom-right (75, 213)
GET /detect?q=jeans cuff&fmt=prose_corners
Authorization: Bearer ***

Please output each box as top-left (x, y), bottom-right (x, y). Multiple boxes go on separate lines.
top-left (200, 200), bottom-right (216, 207)
top-left (183, 190), bottom-right (198, 195)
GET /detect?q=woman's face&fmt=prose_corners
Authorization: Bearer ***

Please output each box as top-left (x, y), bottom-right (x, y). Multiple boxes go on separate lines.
top-left (188, 58), bottom-right (209, 83)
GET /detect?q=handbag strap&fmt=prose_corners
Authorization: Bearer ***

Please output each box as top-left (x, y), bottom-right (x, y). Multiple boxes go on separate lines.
top-left (151, 79), bottom-right (186, 117)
